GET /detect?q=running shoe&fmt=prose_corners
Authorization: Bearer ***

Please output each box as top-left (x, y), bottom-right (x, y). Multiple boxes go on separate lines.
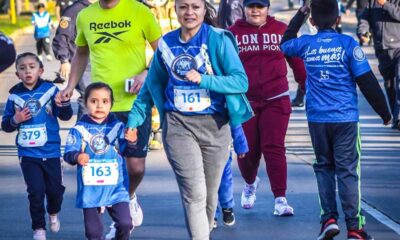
top-left (130, 194), bottom-right (143, 227)
top-left (274, 197), bottom-right (294, 216)
top-left (48, 214), bottom-right (60, 233)
top-left (241, 176), bottom-right (260, 209)
top-left (347, 229), bottom-right (374, 240)
top-left (222, 208), bottom-right (235, 226)
top-left (33, 228), bottom-right (46, 240)
top-left (317, 218), bottom-right (340, 240)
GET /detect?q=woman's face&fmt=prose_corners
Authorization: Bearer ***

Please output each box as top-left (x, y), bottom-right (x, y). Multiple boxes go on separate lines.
top-left (245, 4), bottom-right (269, 26)
top-left (175, 0), bottom-right (206, 33)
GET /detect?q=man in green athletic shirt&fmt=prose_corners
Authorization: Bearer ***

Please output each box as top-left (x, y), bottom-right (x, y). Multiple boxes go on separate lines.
top-left (62, 0), bottom-right (161, 235)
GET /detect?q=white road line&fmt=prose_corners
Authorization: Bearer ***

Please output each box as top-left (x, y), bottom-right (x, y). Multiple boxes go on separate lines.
top-left (362, 201), bottom-right (400, 236)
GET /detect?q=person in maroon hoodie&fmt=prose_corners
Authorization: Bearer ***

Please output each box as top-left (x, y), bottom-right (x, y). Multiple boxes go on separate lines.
top-left (228, 0), bottom-right (306, 216)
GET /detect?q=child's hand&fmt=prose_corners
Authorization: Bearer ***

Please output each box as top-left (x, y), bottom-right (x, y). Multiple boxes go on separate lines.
top-left (14, 108), bottom-right (32, 124)
top-left (77, 153), bottom-right (90, 166)
top-left (237, 153), bottom-right (246, 159)
top-left (125, 128), bottom-right (138, 143)
top-left (55, 92), bottom-right (70, 107)
top-left (185, 69), bottom-right (202, 84)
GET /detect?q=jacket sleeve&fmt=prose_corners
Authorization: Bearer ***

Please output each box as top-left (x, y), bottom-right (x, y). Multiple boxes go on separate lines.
top-left (63, 127), bottom-right (83, 165)
top-left (358, 8), bottom-right (371, 35)
top-left (52, 10), bottom-right (76, 62)
top-left (383, 1), bottom-right (400, 21)
top-left (231, 124), bottom-right (248, 155)
top-left (127, 50), bottom-right (167, 129)
top-left (200, 32), bottom-right (248, 94)
top-left (0, 33), bottom-right (16, 73)
top-left (1, 98), bottom-right (19, 132)
top-left (281, 9), bottom-right (307, 45)
top-left (355, 71), bottom-right (392, 123)
top-left (52, 87), bottom-right (73, 120)
top-left (346, 0), bottom-right (355, 10)
top-left (286, 56), bottom-right (306, 91)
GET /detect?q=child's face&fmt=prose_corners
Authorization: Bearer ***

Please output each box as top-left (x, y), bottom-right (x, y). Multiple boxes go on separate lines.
top-left (86, 88), bottom-right (112, 123)
top-left (245, 4), bottom-right (269, 27)
top-left (15, 56), bottom-right (43, 89)
top-left (38, 7), bottom-right (45, 13)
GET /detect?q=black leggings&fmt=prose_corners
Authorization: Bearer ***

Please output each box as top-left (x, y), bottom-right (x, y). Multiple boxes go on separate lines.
top-left (36, 37), bottom-right (50, 56)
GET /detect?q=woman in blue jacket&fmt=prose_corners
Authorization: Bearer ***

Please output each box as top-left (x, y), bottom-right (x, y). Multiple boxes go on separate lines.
top-left (125, 0), bottom-right (252, 239)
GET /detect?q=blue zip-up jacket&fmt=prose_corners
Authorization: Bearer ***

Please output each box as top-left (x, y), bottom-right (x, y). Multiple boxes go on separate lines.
top-left (1, 79), bottom-right (73, 158)
top-left (127, 25), bottom-right (253, 129)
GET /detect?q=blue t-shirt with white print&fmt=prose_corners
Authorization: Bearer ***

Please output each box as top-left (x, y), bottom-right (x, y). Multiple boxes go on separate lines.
top-left (281, 29), bottom-right (371, 122)
top-left (158, 23), bottom-right (227, 116)
top-left (64, 114), bottom-right (129, 208)
top-left (31, 11), bottom-right (51, 39)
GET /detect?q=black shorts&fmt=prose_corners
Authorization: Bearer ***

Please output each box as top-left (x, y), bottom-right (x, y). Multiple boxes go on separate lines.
top-left (113, 111), bottom-right (151, 158)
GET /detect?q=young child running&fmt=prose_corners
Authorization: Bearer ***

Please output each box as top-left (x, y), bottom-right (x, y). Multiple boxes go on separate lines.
top-left (31, 3), bottom-right (53, 62)
top-left (214, 125), bottom-right (248, 228)
top-left (63, 82), bottom-right (133, 240)
top-left (1, 52), bottom-right (73, 240)
top-left (280, 0), bottom-right (391, 239)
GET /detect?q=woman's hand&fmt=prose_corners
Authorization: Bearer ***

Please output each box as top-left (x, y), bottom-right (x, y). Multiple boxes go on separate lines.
top-left (185, 69), bottom-right (202, 84)
top-left (125, 128), bottom-right (138, 143)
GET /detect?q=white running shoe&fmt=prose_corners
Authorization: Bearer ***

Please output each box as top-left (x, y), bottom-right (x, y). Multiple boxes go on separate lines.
top-left (130, 194), bottom-right (143, 227)
top-left (105, 223), bottom-right (116, 240)
top-left (274, 197), bottom-right (294, 216)
top-left (33, 229), bottom-right (46, 240)
top-left (241, 176), bottom-right (260, 209)
top-left (38, 55), bottom-right (43, 62)
top-left (48, 214), bottom-right (60, 233)
top-left (46, 55), bottom-right (53, 61)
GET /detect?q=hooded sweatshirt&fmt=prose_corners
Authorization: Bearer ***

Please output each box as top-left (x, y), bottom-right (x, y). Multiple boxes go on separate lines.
top-left (229, 17), bottom-right (306, 101)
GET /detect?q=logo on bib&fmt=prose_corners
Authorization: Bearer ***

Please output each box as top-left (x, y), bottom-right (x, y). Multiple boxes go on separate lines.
top-left (90, 134), bottom-right (109, 154)
top-left (24, 98), bottom-right (41, 116)
top-left (171, 54), bottom-right (197, 81)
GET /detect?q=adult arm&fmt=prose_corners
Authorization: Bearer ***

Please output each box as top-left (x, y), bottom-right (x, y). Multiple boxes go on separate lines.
top-left (281, 7), bottom-right (309, 44)
top-left (63, 46), bottom-right (89, 98)
top-left (357, 8), bottom-right (371, 36)
top-left (355, 71), bottom-right (392, 124)
top-left (381, 0), bottom-right (400, 21)
top-left (1, 99), bottom-right (18, 132)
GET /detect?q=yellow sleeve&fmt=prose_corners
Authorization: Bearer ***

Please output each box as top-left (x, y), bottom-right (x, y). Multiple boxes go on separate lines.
top-left (75, 11), bottom-right (88, 47)
top-left (141, 6), bottom-right (162, 43)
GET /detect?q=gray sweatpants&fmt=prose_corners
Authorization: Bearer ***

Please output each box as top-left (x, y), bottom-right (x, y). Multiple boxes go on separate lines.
top-left (162, 111), bottom-right (231, 240)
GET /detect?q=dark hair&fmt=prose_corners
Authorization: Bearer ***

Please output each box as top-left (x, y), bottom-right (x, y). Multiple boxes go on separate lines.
top-left (311, 0), bottom-right (338, 29)
top-left (36, 3), bottom-right (45, 10)
top-left (204, 1), bottom-right (219, 27)
top-left (15, 52), bottom-right (43, 69)
top-left (84, 82), bottom-right (115, 106)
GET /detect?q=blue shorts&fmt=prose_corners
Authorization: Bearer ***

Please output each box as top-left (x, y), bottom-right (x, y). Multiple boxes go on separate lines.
top-left (113, 111), bottom-right (151, 158)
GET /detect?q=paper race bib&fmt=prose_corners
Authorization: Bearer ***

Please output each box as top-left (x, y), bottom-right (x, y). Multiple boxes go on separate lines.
top-left (17, 124), bottom-right (47, 147)
top-left (82, 159), bottom-right (119, 186)
top-left (174, 87), bottom-right (211, 112)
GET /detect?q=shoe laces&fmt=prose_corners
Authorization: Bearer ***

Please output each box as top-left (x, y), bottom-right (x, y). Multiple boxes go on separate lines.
top-left (244, 184), bottom-right (256, 198)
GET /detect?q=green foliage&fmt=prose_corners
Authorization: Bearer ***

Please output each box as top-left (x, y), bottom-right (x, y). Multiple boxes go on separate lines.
top-left (0, 14), bottom-right (32, 36)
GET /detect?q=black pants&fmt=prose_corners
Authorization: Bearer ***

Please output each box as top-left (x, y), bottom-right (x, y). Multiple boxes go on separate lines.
top-left (83, 202), bottom-right (132, 240)
top-left (20, 157), bottom-right (65, 230)
top-left (36, 37), bottom-right (50, 56)
top-left (308, 122), bottom-right (365, 230)
top-left (376, 48), bottom-right (400, 123)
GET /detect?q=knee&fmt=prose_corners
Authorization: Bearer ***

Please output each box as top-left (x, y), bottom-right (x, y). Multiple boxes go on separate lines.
top-left (85, 225), bottom-right (103, 240)
top-left (28, 189), bottom-right (45, 203)
top-left (126, 157), bottom-right (145, 177)
top-left (115, 218), bottom-right (133, 233)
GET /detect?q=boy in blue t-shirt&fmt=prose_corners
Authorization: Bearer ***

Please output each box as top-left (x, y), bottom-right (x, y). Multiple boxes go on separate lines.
top-left (280, 0), bottom-right (391, 239)
top-left (1, 52), bottom-right (73, 240)
top-left (32, 3), bottom-right (53, 61)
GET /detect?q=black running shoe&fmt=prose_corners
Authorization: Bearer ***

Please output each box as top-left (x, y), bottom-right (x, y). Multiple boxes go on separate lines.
top-left (347, 229), bottom-right (374, 240)
top-left (222, 208), bottom-right (235, 226)
top-left (317, 218), bottom-right (340, 240)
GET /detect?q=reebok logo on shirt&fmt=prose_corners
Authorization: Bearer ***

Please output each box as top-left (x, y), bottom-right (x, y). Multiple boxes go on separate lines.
top-left (89, 20), bottom-right (131, 31)
top-left (90, 20), bottom-right (131, 44)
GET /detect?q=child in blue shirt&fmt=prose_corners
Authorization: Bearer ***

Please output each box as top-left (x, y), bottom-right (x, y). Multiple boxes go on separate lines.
top-left (63, 82), bottom-right (133, 240)
top-left (1, 52), bottom-right (73, 240)
top-left (32, 3), bottom-right (53, 61)
top-left (280, 0), bottom-right (391, 239)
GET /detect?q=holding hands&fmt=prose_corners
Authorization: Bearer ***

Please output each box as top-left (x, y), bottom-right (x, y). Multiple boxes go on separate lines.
top-left (55, 91), bottom-right (71, 107)
top-left (125, 128), bottom-right (138, 144)
top-left (77, 153), bottom-right (90, 166)
top-left (13, 108), bottom-right (32, 124)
